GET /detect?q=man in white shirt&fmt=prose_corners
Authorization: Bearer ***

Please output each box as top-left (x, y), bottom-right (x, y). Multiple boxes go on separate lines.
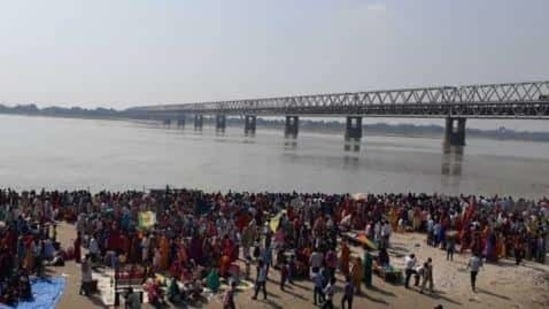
top-left (404, 253), bottom-right (418, 288)
top-left (467, 253), bottom-right (483, 292)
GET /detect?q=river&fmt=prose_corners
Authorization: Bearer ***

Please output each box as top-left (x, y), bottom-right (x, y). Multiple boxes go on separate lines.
top-left (0, 114), bottom-right (547, 197)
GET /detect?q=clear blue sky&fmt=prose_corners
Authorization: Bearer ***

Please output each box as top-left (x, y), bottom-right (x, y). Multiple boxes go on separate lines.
top-left (0, 0), bottom-right (548, 109)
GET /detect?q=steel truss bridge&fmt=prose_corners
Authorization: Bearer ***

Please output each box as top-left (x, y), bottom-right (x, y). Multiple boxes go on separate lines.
top-left (129, 80), bottom-right (549, 119)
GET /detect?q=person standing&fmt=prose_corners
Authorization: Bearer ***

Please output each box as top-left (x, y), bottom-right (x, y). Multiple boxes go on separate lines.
top-left (325, 248), bottom-right (337, 280)
top-left (363, 251), bottom-right (373, 288)
top-left (322, 277), bottom-right (336, 309)
top-left (350, 257), bottom-right (363, 295)
top-left (514, 236), bottom-right (523, 266)
top-left (309, 248), bottom-right (324, 272)
top-left (446, 236), bottom-right (455, 261)
top-left (467, 253), bottom-right (483, 292)
top-left (279, 261), bottom-right (289, 291)
top-left (340, 241), bottom-right (351, 276)
top-left (420, 258), bottom-right (434, 294)
top-left (223, 281), bottom-right (237, 309)
top-left (32, 238), bottom-right (44, 277)
top-left (341, 276), bottom-right (354, 309)
top-left (79, 254), bottom-right (93, 297)
top-left (262, 246), bottom-right (273, 277)
top-left (404, 254), bottom-right (418, 288)
top-left (74, 233), bottom-right (82, 263)
top-left (252, 260), bottom-right (268, 300)
top-left (311, 267), bottom-right (325, 306)
top-left (89, 235), bottom-right (100, 264)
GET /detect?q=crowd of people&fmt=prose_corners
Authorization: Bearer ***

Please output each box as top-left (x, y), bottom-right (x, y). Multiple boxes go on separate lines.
top-left (0, 189), bottom-right (67, 306)
top-left (0, 188), bottom-right (547, 308)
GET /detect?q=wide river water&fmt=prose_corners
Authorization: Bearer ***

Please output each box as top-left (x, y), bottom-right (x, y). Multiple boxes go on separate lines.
top-left (0, 115), bottom-right (547, 198)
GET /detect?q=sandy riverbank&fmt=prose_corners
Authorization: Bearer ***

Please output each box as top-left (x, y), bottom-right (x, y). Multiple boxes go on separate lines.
top-left (49, 222), bottom-right (548, 309)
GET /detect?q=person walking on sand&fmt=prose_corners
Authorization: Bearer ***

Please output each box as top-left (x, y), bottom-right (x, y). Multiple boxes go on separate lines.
top-left (420, 258), bottom-right (434, 294)
top-left (467, 253), bottom-right (483, 292)
top-left (404, 253), bottom-right (418, 288)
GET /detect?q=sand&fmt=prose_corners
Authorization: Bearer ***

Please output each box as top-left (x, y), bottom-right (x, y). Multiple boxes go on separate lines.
top-left (49, 223), bottom-right (548, 309)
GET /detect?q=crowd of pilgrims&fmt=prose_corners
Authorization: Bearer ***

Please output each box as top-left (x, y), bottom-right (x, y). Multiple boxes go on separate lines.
top-left (0, 192), bottom-right (65, 306)
top-left (0, 188), bottom-right (547, 307)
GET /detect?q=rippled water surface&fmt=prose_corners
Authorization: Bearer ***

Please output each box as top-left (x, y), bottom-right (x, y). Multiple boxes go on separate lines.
top-left (0, 115), bottom-right (547, 197)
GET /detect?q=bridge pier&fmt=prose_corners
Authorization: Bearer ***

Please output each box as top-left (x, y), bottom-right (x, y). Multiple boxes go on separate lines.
top-left (284, 116), bottom-right (299, 139)
top-left (177, 116), bottom-right (186, 128)
top-left (445, 117), bottom-right (466, 146)
top-left (163, 119), bottom-right (171, 126)
top-left (244, 115), bottom-right (256, 136)
top-left (344, 116), bottom-right (362, 151)
top-left (194, 114), bottom-right (203, 131)
top-left (216, 115), bottom-right (226, 132)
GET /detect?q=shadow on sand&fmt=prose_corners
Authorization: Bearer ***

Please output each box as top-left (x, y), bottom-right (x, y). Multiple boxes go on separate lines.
top-left (477, 288), bottom-right (511, 300)
top-left (368, 285), bottom-right (397, 297)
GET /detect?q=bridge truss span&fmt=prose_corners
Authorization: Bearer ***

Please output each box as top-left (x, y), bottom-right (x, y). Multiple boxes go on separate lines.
top-left (132, 80), bottom-right (549, 118)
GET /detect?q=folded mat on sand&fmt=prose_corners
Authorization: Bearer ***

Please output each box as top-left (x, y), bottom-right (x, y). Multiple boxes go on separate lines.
top-left (0, 277), bottom-right (66, 309)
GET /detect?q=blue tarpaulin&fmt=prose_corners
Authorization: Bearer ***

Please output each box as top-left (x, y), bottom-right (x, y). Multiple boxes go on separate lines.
top-left (0, 277), bottom-right (66, 309)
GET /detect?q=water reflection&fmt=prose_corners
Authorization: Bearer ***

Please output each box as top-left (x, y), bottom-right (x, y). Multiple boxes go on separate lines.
top-left (343, 155), bottom-right (360, 168)
top-left (441, 145), bottom-right (464, 177)
top-left (344, 138), bottom-right (362, 152)
top-left (284, 139), bottom-right (298, 150)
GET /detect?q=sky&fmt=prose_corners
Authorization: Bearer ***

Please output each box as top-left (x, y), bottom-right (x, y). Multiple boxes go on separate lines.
top-left (0, 0), bottom-right (548, 112)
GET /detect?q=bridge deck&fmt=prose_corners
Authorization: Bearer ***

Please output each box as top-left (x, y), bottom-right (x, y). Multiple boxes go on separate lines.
top-left (128, 81), bottom-right (549, 119)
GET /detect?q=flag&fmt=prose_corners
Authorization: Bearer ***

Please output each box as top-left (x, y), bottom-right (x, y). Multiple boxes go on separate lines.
top-left (270, 210), bottom-right (286, 232)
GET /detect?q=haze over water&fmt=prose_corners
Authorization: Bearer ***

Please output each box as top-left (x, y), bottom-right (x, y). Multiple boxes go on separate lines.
top-left (0, 114), bottom-right (547, 198)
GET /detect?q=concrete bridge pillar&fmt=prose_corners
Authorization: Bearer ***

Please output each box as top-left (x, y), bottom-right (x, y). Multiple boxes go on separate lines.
top-left (344, 116), bottom-right (362, 151)
top-left (216, 114), bottom-right (226, 132)
top-left (244, 115), bottom-right (256, 136)
top-left (445, 117), bottom-right (466, 146)
top-left (284, 116), bottom-right (299, 139)
top-left (162, 118), bottom-right (172, 126)
top-left (194, 114), bottom-right (203, 131)
top-left (177, 116), bottom-right (186, 128)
